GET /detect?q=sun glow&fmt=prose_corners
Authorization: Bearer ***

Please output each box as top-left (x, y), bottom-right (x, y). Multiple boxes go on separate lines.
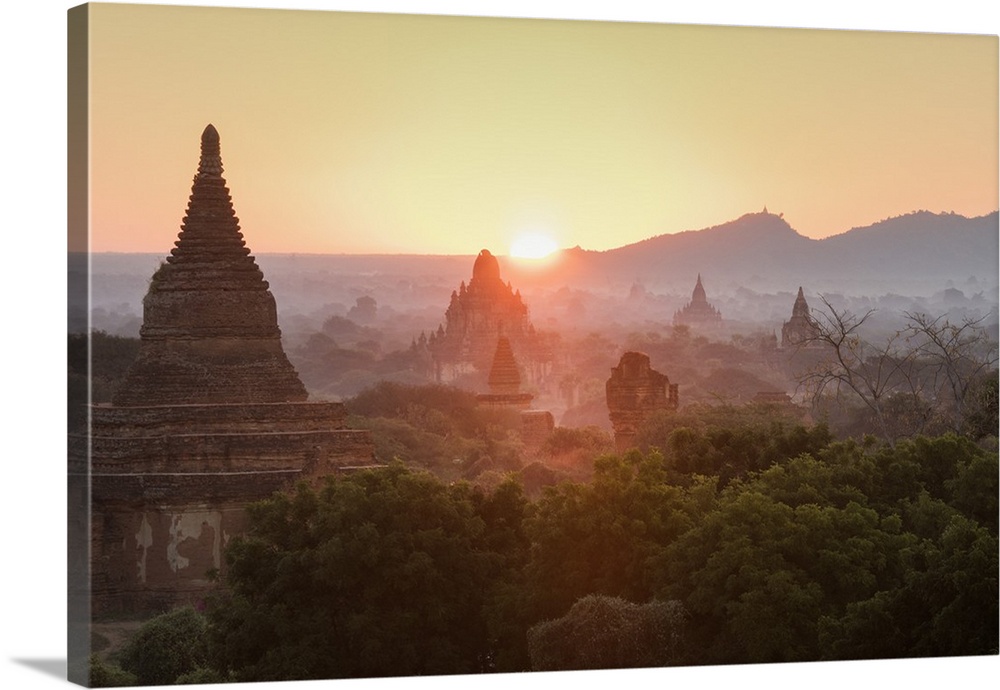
top-left (510, 232), bottom-right (559, 259)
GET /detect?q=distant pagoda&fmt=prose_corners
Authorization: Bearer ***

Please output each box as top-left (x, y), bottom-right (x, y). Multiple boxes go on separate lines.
top-left (476, 335), bottom-right (554, 453)
top-left (81, 125), bottom-right (374, 615)
top-left (781, 286), bottom-right (821, 348)
top-left (673, 274), bottom-right (722, 328)
top-left (429, 249), bottom-right (547, 382)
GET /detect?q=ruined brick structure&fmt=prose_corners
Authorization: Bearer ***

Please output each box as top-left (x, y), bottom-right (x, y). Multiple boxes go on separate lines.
top-left (781, 286), bottom-right (821, 348)
top-left (81, 125), bottom-right (374, 614)
top-left (606, 351), bottom-right (679, 452)
top-left (429, 249), bottom-right (548, 382)
top-left (673, 274), bottom-right (723, 329)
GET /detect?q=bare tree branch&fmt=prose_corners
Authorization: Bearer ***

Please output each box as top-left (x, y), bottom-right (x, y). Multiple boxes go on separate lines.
top-left (794, 298), bottom-right (997, 444)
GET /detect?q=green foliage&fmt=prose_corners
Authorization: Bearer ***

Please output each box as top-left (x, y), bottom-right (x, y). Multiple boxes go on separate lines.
top-left (537, 425), bottom-right (615, 482)
top-left (962, 370), bottom-right (998, 440)
top-left (116, 606), bottom-right (207, 686)
top-left (646, 410), bottom-right (833, 486)
top-left (88, 655), bottom-right (137, 688)
top-left (525, 451), bottom-right (695, 619)
top-left (945, 452), bottom-right (999, 533)
top-left (349, 414), bottom-right (487, 473)
top-left (195, 422), bottom-right (997, 677)
top-left (174, 667), bottom-right (227, 684)
top-left (656, 485), bottom-right (905, 663)
top-left (205, 465), bottom-right (530, 680)
top-left (542, 425), bottom-right (613, 457)
top-left (527, 595), bottom-right (686, 671)
top-left (819, 514), bottom-right (998, 659)
top-left (347, 381), bottom-right (482, 435)
top-left (653, 433), bottom-right (998, 664)
top-left (346, 382), bottom-right (524, 478)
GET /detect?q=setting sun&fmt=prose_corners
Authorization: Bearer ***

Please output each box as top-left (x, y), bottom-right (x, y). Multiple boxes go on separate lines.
top-left (510, 232), bottom-right (559, 259)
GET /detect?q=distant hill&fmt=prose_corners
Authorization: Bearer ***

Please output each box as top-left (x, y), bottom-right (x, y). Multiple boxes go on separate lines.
top-left (514, 209), bottom-right (999, 295)
top-left (818, 211), bottom-right (998, 283)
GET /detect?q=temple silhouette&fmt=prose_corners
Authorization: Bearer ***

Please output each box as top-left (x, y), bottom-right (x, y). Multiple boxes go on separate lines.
top-left (781, 286), bottom-right (821, 348)
top-left (81, 125), bottom-right (375, 614)
top-left (429, 248), bottom-right (549, 384)
top-left (673, 274), bottom-right (723, 329)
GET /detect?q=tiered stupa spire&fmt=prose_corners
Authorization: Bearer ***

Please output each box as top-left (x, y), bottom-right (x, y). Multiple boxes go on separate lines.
top-left (477, 336), bottom-right (533, 409)
top-left (791, 286), bottom-right (810, 317)
top-left (692, 274), bottom-right (707, 303)
top-left (673, 274), bottom-right (722, 328)
top-left (487, 336), bottom-right (522, 396)
top-left (113, 124), bottom-right (307, 405)
top-left (781, 286), bottom-right (820, 348)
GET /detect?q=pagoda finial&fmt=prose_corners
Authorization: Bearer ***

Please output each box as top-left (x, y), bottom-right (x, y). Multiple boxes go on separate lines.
top-left (198, 123), bottom-right (223, 178)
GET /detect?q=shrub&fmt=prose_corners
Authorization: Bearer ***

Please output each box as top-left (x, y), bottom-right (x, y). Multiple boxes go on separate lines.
top-left (88, 654), bottom-right (137, 688)
top-left (117, 606), bottom-right (207, 685)
top-left (527, 595), bottom-right (686, 670)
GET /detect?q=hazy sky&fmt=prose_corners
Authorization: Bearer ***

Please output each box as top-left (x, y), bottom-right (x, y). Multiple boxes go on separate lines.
top-left (85, 2), bottom-right (998, 255)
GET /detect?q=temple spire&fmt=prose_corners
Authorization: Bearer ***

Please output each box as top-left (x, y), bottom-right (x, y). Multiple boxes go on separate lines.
top-left (692, 274), bottom-right (707, 303)
top-left (792, 286), bottom-right (810, 317)
top-left (487, 336), bottom-right (521, 395)
top-left (674, 273), bottom-right (722, 328)
top-left (166, 123), bottom-right (252, 266)
top-left (114, 124), bottom-right (307, 405)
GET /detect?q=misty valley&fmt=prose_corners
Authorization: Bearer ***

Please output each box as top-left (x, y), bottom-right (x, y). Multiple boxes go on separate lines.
top-left (80, 209), bottom-right (998, 441)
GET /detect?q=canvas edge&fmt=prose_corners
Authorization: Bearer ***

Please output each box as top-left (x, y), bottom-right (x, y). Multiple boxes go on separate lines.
top-left (68, 3), bottom-right (92, 687)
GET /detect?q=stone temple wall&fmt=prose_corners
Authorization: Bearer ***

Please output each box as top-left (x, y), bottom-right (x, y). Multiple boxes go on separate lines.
top-left (84, 404), bottom-right (375, 614)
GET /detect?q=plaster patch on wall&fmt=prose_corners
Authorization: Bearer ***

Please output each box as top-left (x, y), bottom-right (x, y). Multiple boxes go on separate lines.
top-left (135, 514), bottom-right (154, 583)
top-left (166, 510), bottom-right (223, 573)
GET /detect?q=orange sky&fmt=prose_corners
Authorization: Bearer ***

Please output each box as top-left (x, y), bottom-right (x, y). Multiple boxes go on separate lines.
top-left (84, 2), bottom-right (998, 255)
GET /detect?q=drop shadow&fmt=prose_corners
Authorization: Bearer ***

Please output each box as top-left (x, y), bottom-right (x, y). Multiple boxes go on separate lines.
top-left (11, 658), bottom-right (67, 680)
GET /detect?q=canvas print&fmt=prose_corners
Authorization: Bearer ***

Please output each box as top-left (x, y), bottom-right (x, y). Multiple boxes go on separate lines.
top-left (67, 2), bottom-right (999, 687)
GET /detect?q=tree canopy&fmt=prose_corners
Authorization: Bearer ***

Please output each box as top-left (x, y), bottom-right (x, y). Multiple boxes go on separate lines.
top-left (103, 424), bottom-right (997, 683)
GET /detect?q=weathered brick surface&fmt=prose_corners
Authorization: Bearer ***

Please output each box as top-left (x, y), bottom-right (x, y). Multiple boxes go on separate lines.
top-left (91, 400), bottom-right (349, 435)
top-left (520, 410), bottom-right (555, 451)
top-left (606, 351), bottom-right (678, 452)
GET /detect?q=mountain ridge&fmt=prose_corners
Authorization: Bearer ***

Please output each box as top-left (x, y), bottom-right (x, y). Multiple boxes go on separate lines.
top-left (527, 209), bottom-right (998, 295)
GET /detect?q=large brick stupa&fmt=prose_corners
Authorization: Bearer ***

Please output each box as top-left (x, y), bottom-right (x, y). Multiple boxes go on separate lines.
top-left (84, 125), bottom-right (375, 614)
